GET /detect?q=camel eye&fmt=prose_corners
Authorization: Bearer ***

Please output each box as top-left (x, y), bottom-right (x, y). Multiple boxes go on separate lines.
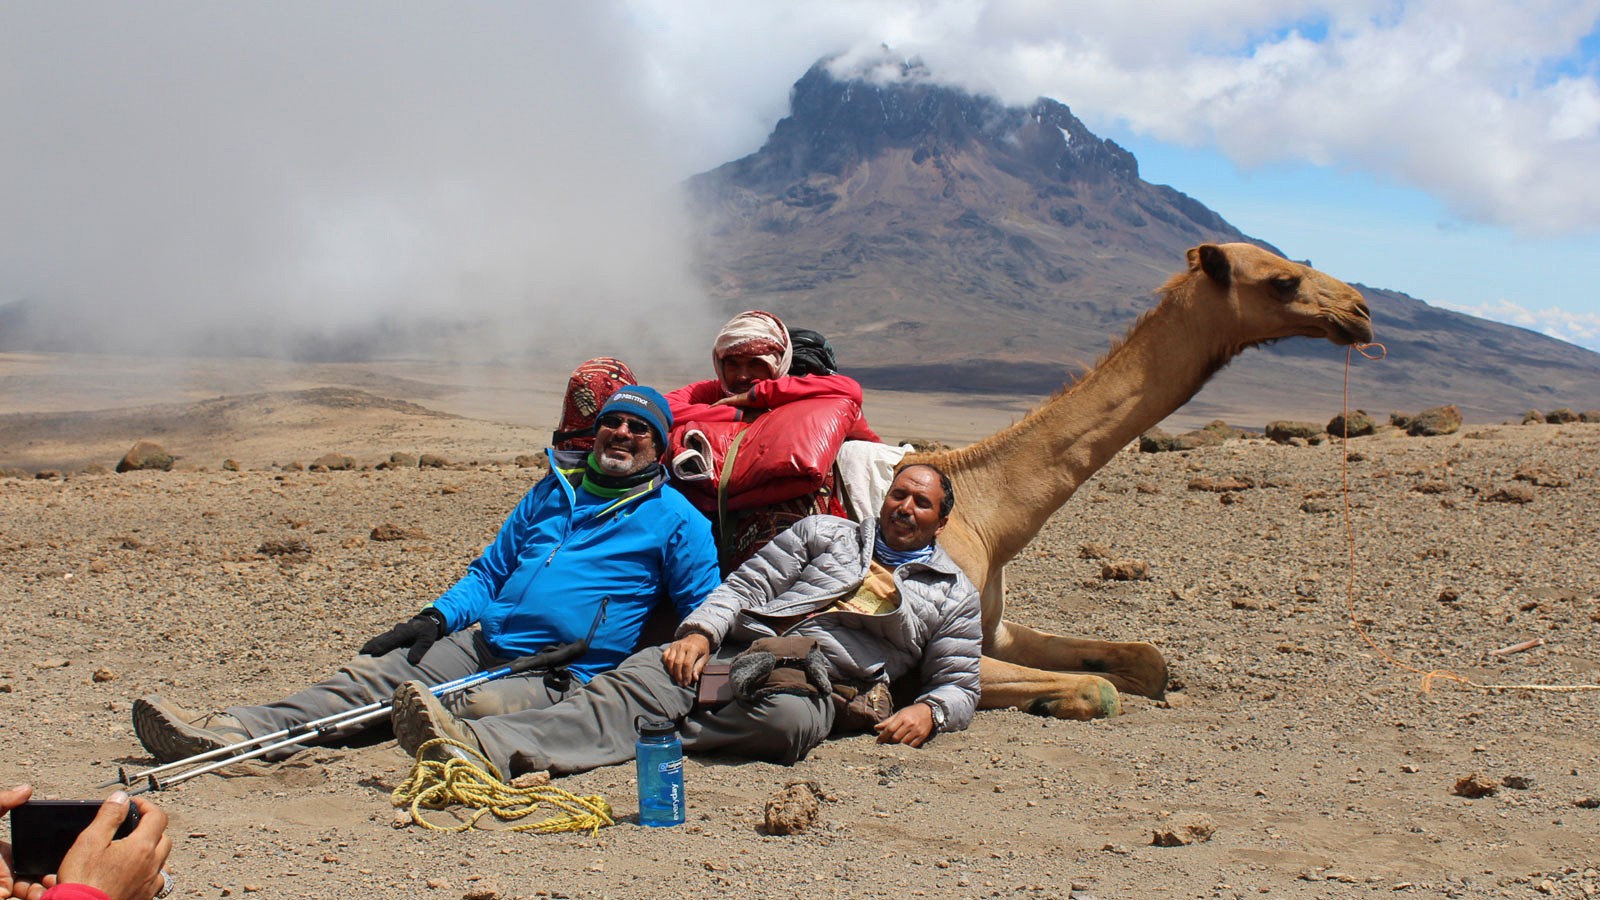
top-left (1270, 275), bottom-right (1301, 297)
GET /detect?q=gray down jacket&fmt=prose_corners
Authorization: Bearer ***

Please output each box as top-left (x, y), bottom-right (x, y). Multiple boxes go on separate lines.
top-left (677, 515), bottom-right (982, 732)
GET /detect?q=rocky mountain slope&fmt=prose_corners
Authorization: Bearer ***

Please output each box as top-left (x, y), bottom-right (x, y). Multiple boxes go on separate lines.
top-left (688, 57), bottom-right (1600, 421)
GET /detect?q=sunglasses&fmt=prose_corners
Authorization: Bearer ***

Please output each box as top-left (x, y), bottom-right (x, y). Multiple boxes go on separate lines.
top-left (597, 414), bottom-right (653, 437)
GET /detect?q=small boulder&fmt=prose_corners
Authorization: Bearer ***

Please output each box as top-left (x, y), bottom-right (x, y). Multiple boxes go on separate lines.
top-left (1481, 485), bottom-right (1535, 504)
top-left (1545, 408), bottom-right (1580, 424)
top-left (1266, 421), bottom-right (1324, 445)
top-left (1138, 428), bottom-right (1176, 453)
top-left (1521, 409), bottom-right (1544, 425)
top-left (1171, 429), bottom-right (1225, 451)
top-left (1582, 411), bottom-right (1600, 423)
top-left (762, 781), bottom-right (826, 835)
top-left (1453, 774), bottom-right (1498, 798)
top-left (370, 523), bottom-right (427, 542)
top-left (1100, 559), bottom-right (1151, 581)
top-left (1326, 410), bottom-right (1375, 438)
top-left (116, 440), bottom-right (174, 473)
top-left (376, 452), bottom-right (418, 470)
top-left (312, 453), bottom-right (356, 471)
top-left (1408, 405), bottom-right (1462, 436)
top-left (1152, 813), bottom-right (1216, 847)
top-left (418, 453), bottom-right (450, 469)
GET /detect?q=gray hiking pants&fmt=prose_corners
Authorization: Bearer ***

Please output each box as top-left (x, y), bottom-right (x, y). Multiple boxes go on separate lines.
top-left (468, 643), bottom-right (836, 777)
top-left (227, 630), bottom-right (578, 746)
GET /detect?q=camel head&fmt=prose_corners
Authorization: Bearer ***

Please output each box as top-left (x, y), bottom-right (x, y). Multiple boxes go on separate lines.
top-left (1178, 242), bottom-right (1374, 348)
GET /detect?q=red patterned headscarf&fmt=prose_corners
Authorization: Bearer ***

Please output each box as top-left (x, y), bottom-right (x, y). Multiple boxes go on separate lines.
top-left (553, 357), bottom-right (638, 451)
top-left (712, 310), bottom-right (792, 393)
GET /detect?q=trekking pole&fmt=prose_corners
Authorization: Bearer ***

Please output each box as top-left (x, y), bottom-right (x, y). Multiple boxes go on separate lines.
top-left (113, 598), bottom-right (609, 794)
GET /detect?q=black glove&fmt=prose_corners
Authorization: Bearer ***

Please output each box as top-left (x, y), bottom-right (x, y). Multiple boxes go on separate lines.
top-left (359, 608), bottom-right (448, 664)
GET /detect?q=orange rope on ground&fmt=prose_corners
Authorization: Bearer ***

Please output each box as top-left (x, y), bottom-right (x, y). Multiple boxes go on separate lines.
top-left (1339, 343), bottom-right (1600, 696)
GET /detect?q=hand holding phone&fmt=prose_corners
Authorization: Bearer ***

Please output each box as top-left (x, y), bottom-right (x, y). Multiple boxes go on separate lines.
top-left (2, 788), bottom-right (171, 900)
top-left (9, 799), bottom-right (140, 880)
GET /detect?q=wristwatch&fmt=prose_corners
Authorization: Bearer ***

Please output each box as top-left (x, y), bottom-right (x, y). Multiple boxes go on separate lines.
top-left (925, 701), bottom-right (947, 733)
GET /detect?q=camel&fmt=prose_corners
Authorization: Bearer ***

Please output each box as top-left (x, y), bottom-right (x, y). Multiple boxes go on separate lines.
top-left (901, 242), bottom-right (1374, 720)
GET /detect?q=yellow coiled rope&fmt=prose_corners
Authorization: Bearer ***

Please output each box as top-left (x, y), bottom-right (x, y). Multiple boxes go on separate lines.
top-left (391, 738), bottom-right (614, 835)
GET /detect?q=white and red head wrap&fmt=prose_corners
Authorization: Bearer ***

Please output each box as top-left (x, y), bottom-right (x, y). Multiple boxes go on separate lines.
top-left (712, 310), bottom-right (792, 393)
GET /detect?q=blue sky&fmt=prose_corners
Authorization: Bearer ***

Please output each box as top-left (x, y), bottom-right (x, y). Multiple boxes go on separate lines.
top-left (4, 2), bottom-right (1599, 356)
top-left (1116, 136), bottom-right (1600, 351)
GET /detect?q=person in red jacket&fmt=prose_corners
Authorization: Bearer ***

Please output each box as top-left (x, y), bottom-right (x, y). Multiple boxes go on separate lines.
top-left (666, 310), bottom-right (881, 442)
top-left (0, 785), bottom-right (171, 900)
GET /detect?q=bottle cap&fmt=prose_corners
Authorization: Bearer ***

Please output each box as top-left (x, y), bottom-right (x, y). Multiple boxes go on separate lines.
top-left (635, 716), bottom-right (678, 738)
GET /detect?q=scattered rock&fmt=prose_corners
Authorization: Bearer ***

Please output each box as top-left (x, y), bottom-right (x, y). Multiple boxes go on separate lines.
top-left (1411, 480), bottom-right (1450, 494)
top-left (763, 781), bottom-right (826, 835)
top-left (312, 453), bottom-right (356, 471)
top-left (376, 452), bottom-right (419, 470)
top-left (462, 885), bottom-right (503, 900)
top-left (370, 523), bottom-right (427, 542)
top-left (1521, 409), bottom-right (1544, 425)
top-left (1575, 797), bottom-right (1600, 808)
top-left (91, 668), bottom-right (117, 683)
top-left (1453, 774), bottom-right (1498, 798)
top-left (1544, 408), bottom-right (1580, 424)
top-left (1138, 428), bottom-right (1176, 453)
top-left (1582, 410), bottom-right (1600, 423)
top-left (1079, 543), bottom-right (1110, 560)
top-left (117, 440), bottom-right (175, 473)
top-left (1481, 485), bottom-right (1535, 504)
top-left (1100, 559), bottom-right (1150, 581)
top-left (258, 537), bottom-right (312, 559)
top-left (222, 459), bottom-right (241, 471)
top-left (513, 454), bottom-right (545, 469)
top-left (1171, 429), bottom-right (1225, 451)
top-left (1326, 410), bottom-right (1375, 438)
top-left (1513, 465), bottom-right (1566, 487)
top-left (1300, 497), bottom-right (1336, 514)
top-left (1187, 475), bottom-right (1253, 492)
top-left (1265, 421), bottom-right (1324, 445)
top-left (1408, 405), bottom-right (1462, 437)
top-left (1151, 813), bottom-right (1216, 846)
top-left (419, 453), bottom-right (451, 469)
top-left (1390, 411), bottom-right (1414, 430)
top-left (35, 470), bottom-right (62, 480)
top-left (1501, 775), bottom-right (1534, 790)
top-left (509, 771), bottom-right (551, 789)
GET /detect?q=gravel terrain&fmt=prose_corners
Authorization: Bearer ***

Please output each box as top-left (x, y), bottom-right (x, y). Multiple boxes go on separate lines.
top-left (4, 391), bottom-right (1600, 898)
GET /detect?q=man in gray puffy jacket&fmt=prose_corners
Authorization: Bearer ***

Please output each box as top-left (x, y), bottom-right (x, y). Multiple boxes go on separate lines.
top-left (389, 463), bottom-right (982, 775)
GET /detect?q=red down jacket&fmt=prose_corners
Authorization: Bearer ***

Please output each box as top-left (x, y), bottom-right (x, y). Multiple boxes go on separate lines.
top-left (667, 396), bottom-right (860, 514)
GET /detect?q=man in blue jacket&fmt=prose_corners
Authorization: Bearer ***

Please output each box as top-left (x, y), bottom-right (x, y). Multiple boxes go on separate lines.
top-left (133, 386), bottom-right (722, 764)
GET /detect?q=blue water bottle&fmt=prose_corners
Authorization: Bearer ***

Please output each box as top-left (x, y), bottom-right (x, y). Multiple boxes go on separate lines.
top-left (634, 716), bottom-right (685, 827)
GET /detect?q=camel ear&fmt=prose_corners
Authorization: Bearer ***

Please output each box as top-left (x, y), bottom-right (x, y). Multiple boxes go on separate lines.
top-left (1189, 244), bottom-right (1231, 287)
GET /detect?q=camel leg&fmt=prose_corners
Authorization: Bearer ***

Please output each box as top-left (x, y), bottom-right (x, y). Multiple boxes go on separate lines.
top-left (986, 618), bottom-right (1168, 700)
top-left (979, 656), bottom-right (1121, 720)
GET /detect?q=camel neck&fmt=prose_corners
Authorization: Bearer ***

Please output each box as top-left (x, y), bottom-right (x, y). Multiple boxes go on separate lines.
top-left (948, 288), bottom-right (1236, 565)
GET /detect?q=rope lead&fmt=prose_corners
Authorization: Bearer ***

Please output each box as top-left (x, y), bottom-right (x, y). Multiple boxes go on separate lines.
top-left (392, 739), bottom-right (615, 835)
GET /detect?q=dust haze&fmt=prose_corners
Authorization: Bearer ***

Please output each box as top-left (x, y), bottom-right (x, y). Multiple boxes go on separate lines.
top-left (0, 4), bottom-right (719, 373)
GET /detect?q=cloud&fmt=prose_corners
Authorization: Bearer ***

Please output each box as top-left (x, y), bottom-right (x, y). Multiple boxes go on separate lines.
top-left (1440, 298), bottom-right (1600, 352)
top-left (5, 0), bottom-right (1598, 363)
top-left (0, 3), bottom-right (719, 362)
top-left (628, 0), bottom-right (1600, 235)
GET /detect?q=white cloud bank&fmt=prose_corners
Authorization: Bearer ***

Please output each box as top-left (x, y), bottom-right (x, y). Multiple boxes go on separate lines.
top-left (632, 0), bottom-right (1600, 236)
top-left (1441, 299), bottom-right (1600, 353)
top-left (3, 1), bottom-right (1597, 358)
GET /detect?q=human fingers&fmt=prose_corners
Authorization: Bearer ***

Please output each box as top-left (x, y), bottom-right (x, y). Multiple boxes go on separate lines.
top-left (0, 785), bottom-right (31, 817)
top-left (75, 792), bottom-right (132, 849)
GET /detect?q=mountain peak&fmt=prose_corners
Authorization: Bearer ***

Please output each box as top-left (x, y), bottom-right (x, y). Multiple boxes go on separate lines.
top-left (727, 54), bottom-right (1139, 187)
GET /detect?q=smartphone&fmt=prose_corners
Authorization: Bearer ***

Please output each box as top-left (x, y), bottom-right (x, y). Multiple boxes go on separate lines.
top-left (9, 799), bottom-right (140, 879)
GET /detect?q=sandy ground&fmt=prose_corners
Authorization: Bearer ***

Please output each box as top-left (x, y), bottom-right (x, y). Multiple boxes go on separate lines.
top-left (4, 357), bottom-right (1600, 898)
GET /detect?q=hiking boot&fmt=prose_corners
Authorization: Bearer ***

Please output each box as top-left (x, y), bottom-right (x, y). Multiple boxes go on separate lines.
top-left (133, 696), bottom-right (250, 763)
top-left (391, 681), bottom-right (485, 761)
